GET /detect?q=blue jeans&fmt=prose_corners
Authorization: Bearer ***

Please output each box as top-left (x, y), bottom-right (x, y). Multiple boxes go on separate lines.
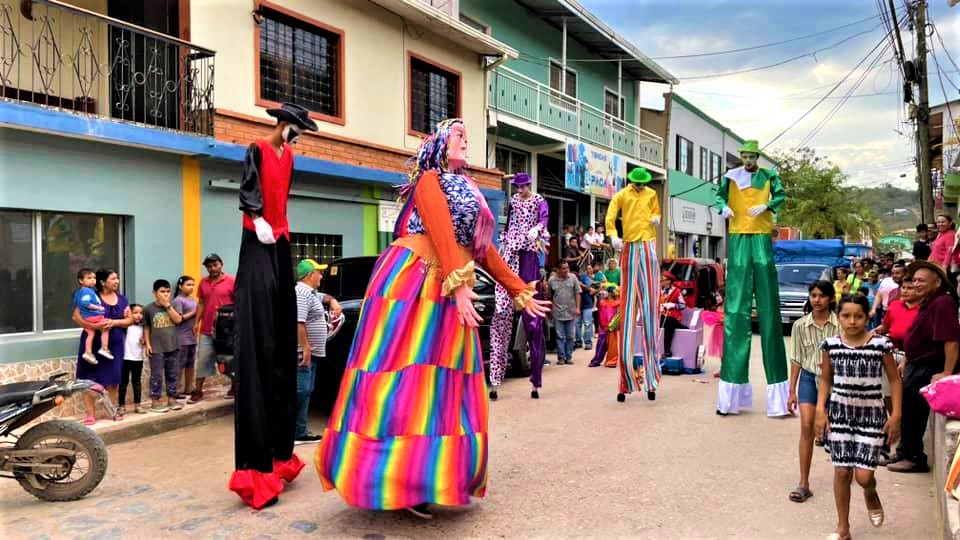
top-left (295, 359), bottom-right (318, 438)
top-left (575, 307), bottom-right (594, 347)
top-left (555, 319), bottom-right (576, 361)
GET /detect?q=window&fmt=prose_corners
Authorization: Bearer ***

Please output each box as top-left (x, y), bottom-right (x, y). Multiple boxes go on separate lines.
top-left (0, 210), bottom-right (123, 336)
top-left (676, 136), bottom-right (693, 175)
top-left (409, 54), bottom-right (460, 136)
top-left (726, 152), bottom-right (742, 171)
top-left (604, 88), bottom-right (625, 130)
top-left (549, 61), bottom-right (577, 109)
top-left (257, 3), bottom-right (343, 123)
top-left (289, 232), bottom-right (343, 272)
top-left (710, 152), bottom-right (723, 184)
top-left (459, 13), bottom-right (490, 34)
top-left (496, 145), bottom-right (530, 194)
top-left (699, 147), bottom-right (709, 181)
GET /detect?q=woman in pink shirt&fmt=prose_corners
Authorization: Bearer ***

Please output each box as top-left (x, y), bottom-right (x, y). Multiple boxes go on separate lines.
top-left (929, 214), bottom-right (958, 270)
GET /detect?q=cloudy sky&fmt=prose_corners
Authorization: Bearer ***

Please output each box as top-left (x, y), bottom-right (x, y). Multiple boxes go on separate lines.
top-left (580, 0), bottom-right (959, 189)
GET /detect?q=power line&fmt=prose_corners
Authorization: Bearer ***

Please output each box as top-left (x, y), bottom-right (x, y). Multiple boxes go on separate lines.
top-left (766, 31), bottom-right (894, 148)
top-left (929, 14), bottom-right (960, 76)
top-left (674, 25), bottom-right (883, 81)
top-left (648, 14), bottom-right (880, 60)
top-left (680, 88), bottom-right (896, 100)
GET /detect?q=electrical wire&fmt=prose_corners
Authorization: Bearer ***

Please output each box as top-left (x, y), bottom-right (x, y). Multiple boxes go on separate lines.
top-left (765, 31), bottom-right (894, 148)
top-left (929, 38), bottom-right (958, 143)
top-left (648, 14), bottom-right (880, 60)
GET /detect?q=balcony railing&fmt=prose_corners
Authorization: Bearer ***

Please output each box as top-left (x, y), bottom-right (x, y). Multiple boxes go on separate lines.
top-left (489, 67), bottom-right (663, 167)
top-left (0, 0), bottom-right (215, 136)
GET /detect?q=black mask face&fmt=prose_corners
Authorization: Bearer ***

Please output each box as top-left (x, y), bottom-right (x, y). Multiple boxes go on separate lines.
top-left (283, 125), bottom-right (302, 144)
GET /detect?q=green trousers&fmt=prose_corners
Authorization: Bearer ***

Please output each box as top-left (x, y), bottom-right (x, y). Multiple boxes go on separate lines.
top-left (720, 234), bottom-right (787, 385)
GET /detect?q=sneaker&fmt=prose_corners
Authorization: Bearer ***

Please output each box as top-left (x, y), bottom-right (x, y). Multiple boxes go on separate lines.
top-left (150, 403), bottom-right (170, 414)
top-left (585, 345), bottom-right (593, 350)
top-left (82, 352), bottom-right (98, 365)
top-left (878, 452), bottom-right (902, 467)
top-left (188, 391), bottom-right (204, 404)
top-left (98, 349), bottom-right (114, 360)
top-left (134, 405), bottom-right (147, 414)
top-left (294, 434), bottom-right (323, 445)
top-left (887, 459), bottom-right (929, 473)
top-left (405, 504), bottom-right (433, 520)
top-left (168, 400), bottom-right (183, 411)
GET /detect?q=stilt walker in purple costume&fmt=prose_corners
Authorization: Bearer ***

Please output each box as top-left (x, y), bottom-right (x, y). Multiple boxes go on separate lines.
top-left (488, 173), bottom-right (549, 401)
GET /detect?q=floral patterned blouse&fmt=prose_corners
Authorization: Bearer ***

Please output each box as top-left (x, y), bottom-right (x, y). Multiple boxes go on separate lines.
top-left (406, 172), bottom-right (481, 247)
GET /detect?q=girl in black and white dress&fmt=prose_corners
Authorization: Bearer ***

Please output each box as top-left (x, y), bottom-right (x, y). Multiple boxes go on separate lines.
top-left (816, 294), bottom-right (902, 540)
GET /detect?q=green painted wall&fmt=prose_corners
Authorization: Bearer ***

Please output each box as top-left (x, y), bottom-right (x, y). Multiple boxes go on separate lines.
top-left (0, 130), bottom-right (183, 363)
top-left (669, 170), bottom-right (717, 207)
top-left (462, 0), bottom-right (636, 121)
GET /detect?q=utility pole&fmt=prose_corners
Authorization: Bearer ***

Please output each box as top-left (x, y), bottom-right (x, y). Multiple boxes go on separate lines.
top-left (916, 0), bottom-right (934, 223)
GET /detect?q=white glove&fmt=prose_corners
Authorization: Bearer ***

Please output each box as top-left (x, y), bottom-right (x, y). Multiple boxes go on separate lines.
top-left (663, 303), bottom-right (676, 310)
top-left (651, 216), bottom-right (661, 225)
top-left (611, 237), bottom-right (624, 251)
top-left (748, 205), bottom-right (768, 217)
top-left (720, 206), bottom-right (734, 219)
top-left (253, 217), bottom-right (276, 245)
top-left (527, 224), bottom-right (542, 241)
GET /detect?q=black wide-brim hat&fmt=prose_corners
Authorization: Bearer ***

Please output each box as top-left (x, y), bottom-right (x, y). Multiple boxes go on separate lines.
top-left (266, 102), bottom-right (318, 132)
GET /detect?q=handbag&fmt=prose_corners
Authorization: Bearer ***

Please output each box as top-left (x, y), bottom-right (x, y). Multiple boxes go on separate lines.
top-left (920, 374), bottom-right (960, 420)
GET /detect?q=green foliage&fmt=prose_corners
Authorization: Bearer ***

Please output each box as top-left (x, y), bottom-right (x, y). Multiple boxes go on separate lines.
top-left (772, 148), bottom-right (884, 243)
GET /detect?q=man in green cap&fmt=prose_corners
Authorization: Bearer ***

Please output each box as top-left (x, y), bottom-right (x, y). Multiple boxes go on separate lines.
top-left (294, 258), bottom-right (341, 444)
top-left (604, 167), bottom-right (662, 403)
top-left (714, 140), bottom-right (789, 417)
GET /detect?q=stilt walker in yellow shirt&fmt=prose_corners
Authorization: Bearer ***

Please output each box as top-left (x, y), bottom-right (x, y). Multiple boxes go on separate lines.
top-left (605, 167), bottom-right (661, 403)
top-left (715, 140), bottom-right (789, 417)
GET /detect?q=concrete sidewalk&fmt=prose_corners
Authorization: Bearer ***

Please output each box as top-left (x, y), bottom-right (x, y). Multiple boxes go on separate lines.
top-left (83, 385), bottom-right (234, 446)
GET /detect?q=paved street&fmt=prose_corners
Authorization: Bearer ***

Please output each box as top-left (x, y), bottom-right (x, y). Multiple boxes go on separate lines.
top-left (2, 337), bottom-right (938, 539)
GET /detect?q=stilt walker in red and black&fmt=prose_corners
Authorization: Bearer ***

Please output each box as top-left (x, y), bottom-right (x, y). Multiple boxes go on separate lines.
top-left (228, 103), bottom-right (318, 509)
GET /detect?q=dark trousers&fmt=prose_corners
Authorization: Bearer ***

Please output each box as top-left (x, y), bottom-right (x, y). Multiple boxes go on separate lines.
top-left (119, 360), bottom-right (143, 405)
top-left (660, 316), bottom-right (686, 357)
top-left (149, 351), bottom-right (179, 400)
top-left (234, 232), bottom-right (298, 473)
top-left (900, 362), bottom-right (940, 464)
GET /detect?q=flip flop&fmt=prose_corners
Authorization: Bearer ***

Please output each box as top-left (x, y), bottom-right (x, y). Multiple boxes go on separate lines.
top-left (789, 486), bottom-right (813, 502)
top-left (865, 490), bottom-right (884, 527)
top-left (83, 415), bottom-right (96, 426)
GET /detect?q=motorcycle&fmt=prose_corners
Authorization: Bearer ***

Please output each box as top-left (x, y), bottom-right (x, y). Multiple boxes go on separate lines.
top-left (0, 373), bottom-right (112, 501)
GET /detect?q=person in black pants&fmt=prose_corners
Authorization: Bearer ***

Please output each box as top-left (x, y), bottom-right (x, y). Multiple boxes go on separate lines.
top-left (118, 304), bottom-right (146, 414)
top-left (892, 263), bottom-right (960, 473)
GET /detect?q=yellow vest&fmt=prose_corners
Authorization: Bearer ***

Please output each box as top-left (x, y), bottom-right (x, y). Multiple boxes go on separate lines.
top-left (728, 181), bottom-right (774, 234)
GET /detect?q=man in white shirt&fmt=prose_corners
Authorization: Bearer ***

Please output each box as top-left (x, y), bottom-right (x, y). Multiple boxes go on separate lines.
top-left (870, 262), bottom-right (905, 320)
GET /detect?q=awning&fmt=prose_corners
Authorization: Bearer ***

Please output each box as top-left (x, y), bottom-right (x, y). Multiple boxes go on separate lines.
top-left (512, 0), bottom-right (677, 84)
top-left (369, 0), bottom-right (519, 59)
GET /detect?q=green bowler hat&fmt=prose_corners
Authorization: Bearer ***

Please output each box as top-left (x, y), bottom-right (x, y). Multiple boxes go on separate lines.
top-left (627, 167), bottom-right (653, 184)
top-left (738, 139), bottom-right (761, 155)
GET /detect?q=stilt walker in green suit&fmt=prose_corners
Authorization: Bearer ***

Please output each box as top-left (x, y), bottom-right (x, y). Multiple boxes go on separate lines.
top-left (715, 140), bottom-right (789, 417)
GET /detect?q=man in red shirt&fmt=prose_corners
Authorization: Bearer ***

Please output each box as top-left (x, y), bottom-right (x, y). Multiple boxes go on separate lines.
top-left (228, 102), bottom-right (317, 510)
top-left (190, 253), bottom-right (235, 403)
top-left (659, 271), bottom-right (686, 358)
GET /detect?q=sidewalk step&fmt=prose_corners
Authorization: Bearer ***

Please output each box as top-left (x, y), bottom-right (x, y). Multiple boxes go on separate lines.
top-left (87, 397), bottom-right (233, 446)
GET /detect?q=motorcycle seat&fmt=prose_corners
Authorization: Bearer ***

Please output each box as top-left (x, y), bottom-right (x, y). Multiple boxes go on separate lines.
top-left (0, 381), bottom-right (50, 407)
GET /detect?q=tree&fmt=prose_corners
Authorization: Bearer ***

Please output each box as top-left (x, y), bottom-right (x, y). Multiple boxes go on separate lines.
top-left (772, 148), bottom-right (881, 244)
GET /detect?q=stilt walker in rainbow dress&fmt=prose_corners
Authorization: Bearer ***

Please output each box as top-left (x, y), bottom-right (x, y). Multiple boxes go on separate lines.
top-left (715, 140), bottom-right (789, 417)
top-left (488, 172), bottom-right (549, 401)
top-left (315, 119), bottom-right (550, 519)
top-left (604, 167), bottom-right (661, 403)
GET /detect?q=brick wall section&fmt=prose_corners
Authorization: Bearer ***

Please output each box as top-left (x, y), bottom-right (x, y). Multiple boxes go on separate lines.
top-left (214, 110), bottom-right (503, 190)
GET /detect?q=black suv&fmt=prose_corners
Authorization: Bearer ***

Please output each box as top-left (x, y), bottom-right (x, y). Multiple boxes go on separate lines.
top-left (312, 256), bottom-right (529, 413)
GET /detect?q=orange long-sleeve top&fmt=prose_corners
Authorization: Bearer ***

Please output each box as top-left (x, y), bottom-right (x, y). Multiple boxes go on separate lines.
top-left (412, 170), bottom-right (529, 298)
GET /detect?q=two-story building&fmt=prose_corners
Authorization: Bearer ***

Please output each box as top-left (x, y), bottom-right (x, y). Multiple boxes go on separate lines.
top-left (458, 0), bottom-right (675, 262)
top-left (0, 0), bottom-right (516, 384)
top-left (643, 92), bottom-right (778, 260)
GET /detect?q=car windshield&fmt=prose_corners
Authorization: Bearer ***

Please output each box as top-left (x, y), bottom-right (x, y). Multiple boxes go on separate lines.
top-left (663, 262), bottom-right (695, 281)
top-left (778, 265), bottom-right (830, 287)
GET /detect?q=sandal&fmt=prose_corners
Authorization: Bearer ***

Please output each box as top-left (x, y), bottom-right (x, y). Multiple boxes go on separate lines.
top-left (82, 415), bottom-right (96, 426)
top-left (825, 534), bottom-right (851, 540)
top-left (865, 490), bottom-right (884, 527)
top-left (789, 486), bottom-right (813, 503)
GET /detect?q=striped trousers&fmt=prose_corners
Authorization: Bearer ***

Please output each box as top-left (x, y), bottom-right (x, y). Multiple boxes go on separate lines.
top-left (619, 240), bottom-right (662, 394)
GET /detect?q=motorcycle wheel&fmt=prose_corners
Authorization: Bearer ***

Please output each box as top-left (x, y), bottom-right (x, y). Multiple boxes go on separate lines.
top-left (13, 419), bottom-right (108, 501)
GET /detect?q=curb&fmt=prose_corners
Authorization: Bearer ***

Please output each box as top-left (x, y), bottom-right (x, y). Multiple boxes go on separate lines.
top-left (93, 399), bottom-right (234, 446)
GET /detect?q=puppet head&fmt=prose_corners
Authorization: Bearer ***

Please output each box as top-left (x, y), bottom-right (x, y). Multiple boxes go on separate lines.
top-left (739, 140), bottom-right (761, 171)
top-left (267, 103), bottom-right (318, 145)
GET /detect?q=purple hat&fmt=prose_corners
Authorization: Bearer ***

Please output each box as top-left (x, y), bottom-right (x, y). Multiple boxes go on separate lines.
top-left (510, 172), bottom-right (532, 187)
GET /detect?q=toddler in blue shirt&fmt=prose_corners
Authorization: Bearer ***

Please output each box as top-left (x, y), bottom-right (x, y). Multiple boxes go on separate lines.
top-left (75, 268), bottom-right (113, 364)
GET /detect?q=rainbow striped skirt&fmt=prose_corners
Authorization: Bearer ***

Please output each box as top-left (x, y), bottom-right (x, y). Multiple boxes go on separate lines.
top-left (315, 239), bottom-right (488, 510)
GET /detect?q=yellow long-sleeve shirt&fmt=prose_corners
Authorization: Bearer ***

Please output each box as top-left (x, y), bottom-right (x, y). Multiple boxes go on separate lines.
top-left (604, 185), bottom-right (660, 242)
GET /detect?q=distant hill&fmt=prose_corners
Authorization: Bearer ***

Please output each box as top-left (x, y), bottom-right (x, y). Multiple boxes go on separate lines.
top-left (853, 183), bottom-right (921, 234)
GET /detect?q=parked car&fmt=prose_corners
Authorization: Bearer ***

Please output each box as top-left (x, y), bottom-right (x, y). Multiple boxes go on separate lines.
top-left (312, 256), bottom-right (529, 414)
top-left (661, 258), bottom-right (725, 309)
